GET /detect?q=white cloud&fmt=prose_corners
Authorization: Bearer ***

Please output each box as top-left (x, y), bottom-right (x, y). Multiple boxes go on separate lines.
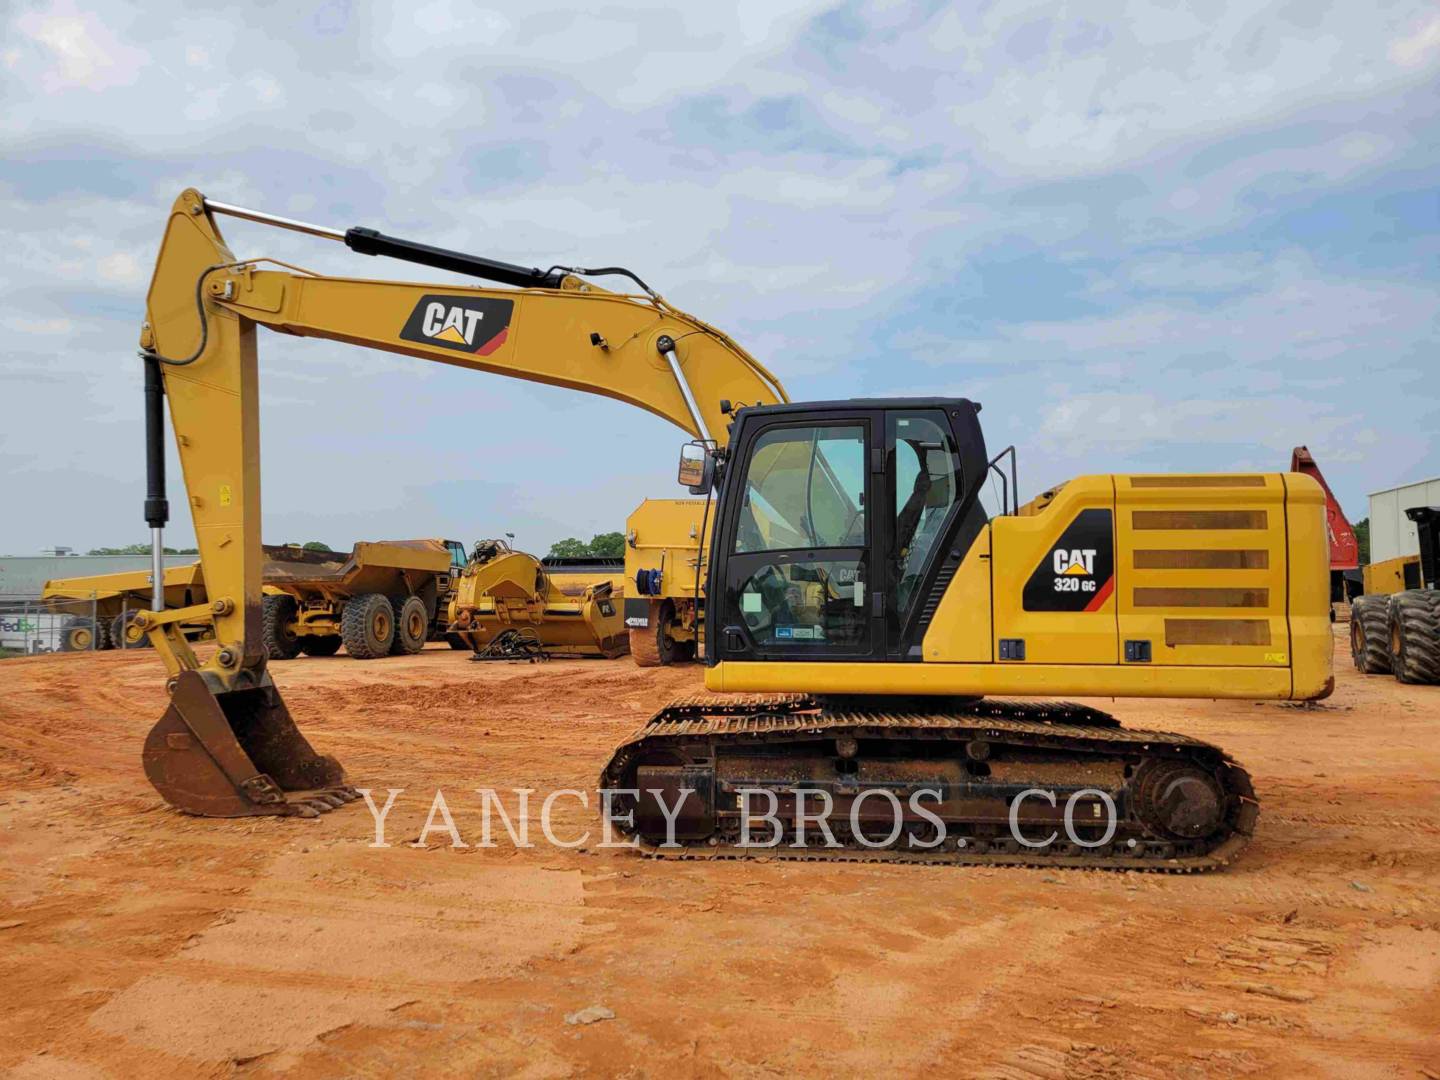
top-left (0, 0), bottom-right (1434, 550)
top-left (1390, 15), bottom-right (1440, 67)
top-left (15, 1), bottom-right (149, 92)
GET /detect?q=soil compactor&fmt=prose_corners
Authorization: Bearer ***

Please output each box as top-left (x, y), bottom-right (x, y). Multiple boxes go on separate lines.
top-left (129, 190), bottom-right (1331, 867)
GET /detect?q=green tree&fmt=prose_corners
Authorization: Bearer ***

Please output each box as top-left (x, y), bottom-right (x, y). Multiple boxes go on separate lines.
top-left (1353, 518), bottom-right (1369, 565)
top-left (547, 537), bottom-right (590, 558)
top-left (88, 544), bottom-right (198, 555)
top-left (587, 531), bottom-right (625, 557)
top-left (302, 541), bottom-right (333, 552)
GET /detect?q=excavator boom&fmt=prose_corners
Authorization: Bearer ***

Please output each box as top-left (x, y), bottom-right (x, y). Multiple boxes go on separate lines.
top-left (136, 189), bottom-right (786, 817)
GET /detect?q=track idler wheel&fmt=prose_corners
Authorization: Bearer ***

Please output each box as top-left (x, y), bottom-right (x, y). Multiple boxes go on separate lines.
top-left (142, 670), bottom-right (358, 818)
top-left (1132, 762), bottom-right (1225, 842)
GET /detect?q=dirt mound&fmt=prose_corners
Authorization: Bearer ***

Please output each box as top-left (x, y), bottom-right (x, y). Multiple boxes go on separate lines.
top-left (1, 637), bottom-right (1437, 1075)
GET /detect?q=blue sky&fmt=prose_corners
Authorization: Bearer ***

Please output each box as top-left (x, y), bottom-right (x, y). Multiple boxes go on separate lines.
top-left (1, 1), bottom-right (1436, 554)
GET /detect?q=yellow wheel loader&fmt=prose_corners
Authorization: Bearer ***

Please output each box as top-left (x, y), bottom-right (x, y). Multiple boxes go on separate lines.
top-left (447, 539), bottom-right (627, 658)
top-left (1350, 506), bottom-right (1440, 684)
top-left (129, 190), bottom-right (1331, 868)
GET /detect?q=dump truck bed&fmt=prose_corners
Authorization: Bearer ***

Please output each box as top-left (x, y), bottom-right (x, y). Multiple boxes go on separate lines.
top-left (43, 540), bottom-right (452, 610)
top-left (260, 540), bottom-right (453, 599)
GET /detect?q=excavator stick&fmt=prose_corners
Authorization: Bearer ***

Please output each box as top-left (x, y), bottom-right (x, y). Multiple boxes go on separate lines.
top-left (142, 671), bottom-right (356, 817)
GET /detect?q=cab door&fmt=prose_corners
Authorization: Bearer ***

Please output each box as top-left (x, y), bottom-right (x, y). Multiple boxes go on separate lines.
top-left (713, 412), bottom-right (885, 662)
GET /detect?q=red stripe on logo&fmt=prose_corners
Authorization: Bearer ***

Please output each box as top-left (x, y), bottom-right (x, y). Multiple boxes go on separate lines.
top-left (1083, 575), bottom-right (1115, 613)
top-left (473, 325), bottom-right (509, 356)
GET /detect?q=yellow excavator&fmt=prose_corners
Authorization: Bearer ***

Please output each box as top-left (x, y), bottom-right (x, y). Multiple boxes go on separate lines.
top-left (134, 189), bottom-right (1332, 868)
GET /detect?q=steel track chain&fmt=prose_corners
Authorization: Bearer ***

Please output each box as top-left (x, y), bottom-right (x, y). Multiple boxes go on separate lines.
top-left (599, 696), bottom-right (1257, 873)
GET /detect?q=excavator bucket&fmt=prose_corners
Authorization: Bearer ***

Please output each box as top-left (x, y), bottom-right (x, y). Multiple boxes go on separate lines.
top-left (142, 670), bottom-right (358, 817)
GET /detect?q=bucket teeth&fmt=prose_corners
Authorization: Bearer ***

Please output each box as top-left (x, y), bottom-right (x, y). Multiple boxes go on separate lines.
top-left (143, 671), bottom-right (361, 820)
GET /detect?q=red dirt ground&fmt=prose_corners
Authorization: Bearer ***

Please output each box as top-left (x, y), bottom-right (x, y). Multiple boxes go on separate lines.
top-left (1, 627), bottom-right (1437, 1077)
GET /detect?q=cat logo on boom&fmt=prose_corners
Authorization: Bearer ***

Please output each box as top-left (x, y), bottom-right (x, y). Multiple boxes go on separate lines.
top-left (399, 294), bottom-right (514, 356)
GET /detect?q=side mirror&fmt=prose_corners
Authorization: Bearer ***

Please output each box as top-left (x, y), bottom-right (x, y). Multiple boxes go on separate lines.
top-left (677, 441), bottom-right (715, 495)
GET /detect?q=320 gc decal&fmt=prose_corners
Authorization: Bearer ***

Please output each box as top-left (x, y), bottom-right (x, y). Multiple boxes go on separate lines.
top-left (1022, 508), bottom-right (1115, 612)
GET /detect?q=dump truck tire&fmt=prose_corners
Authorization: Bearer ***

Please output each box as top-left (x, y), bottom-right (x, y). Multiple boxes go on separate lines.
top-left (1390, 590), bottom-right (1440, 685)
top-left (1350, 595), bottom-right (1392, 675)
top-left (299, 635), bottom-right (342, 657)
top-left (110, 610), bottom-right (152, 649)
top-left (262, 594), bottom-right (303, 660)
top-left (630, 599), bottom-right (677, 668)
top-left (60, 617), bottom-right (98, 652)
top-left (391, 595), bottom-right (427, 655)
top-left (342, 593), bottom-right (394, 659)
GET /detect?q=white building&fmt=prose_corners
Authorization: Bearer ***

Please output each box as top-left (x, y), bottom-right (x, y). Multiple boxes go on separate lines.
top-left (1369, 476), bottom-right (1440, 564)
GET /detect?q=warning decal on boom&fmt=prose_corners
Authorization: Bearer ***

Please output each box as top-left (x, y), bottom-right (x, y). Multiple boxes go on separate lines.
top-left (1023, 508), bottom-right (1115, 612)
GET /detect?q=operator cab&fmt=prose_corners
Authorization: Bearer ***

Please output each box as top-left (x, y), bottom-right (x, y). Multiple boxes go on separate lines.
top-left (445, 540), bottom-right (469, 572)
top-left (692, 399), bottom-right (991, 664)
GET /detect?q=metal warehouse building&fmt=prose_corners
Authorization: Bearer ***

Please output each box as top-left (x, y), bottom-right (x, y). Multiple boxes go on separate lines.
top-left (1369, 476), bottom-right (1440, 564)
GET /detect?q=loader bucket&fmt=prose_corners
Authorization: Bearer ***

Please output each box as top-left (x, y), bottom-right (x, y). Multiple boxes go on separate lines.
top-left (142, 670), bottom-right (358, 817)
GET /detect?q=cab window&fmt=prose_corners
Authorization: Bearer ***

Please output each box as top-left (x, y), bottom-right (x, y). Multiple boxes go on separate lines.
top-left (890, 412), bottom-right (961, 621)
top-left (734, 425), bottom-right (865, 553)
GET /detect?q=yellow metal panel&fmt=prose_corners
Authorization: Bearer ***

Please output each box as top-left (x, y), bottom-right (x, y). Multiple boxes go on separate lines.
top-left (162, 316), bottom-right (262, 669)
top-left (624, 498), bottom-right (712, 600)
top-left (920, 524), bottom-right (992, 661)
top-left (350, 540), bottom-right (451, 574)
top-left (1115, 474), bottom-right (1289, 669)
top-left (989, 476), bottom-right (1117, 664)
top-left (1285, 473), bottom-right (1334, 699)
top-left (707, 659), bottom-right (1295, 699)
top-left (1363, 556), bottom-right (1414, 596)
top-left (236, 271), bottom-right (784, 446)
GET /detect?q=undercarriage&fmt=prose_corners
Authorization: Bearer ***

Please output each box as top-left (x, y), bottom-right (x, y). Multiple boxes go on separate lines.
top-left (600, 694), bottom-right (1258, 872)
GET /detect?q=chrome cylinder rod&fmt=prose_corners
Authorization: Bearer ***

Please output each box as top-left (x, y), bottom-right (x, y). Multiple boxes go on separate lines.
top-left (150, 527), bottom-right (165, 612)
top-left (202, 199), bottom-right (346, 241)
top-left (657, 334), bottom-right (705, 440)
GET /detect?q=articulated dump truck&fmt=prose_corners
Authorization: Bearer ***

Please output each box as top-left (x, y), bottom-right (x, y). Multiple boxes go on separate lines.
top-left (447, 540), bottom-right (628, 658)
top-left (43, 539), bottom-right (471, 659)
top-left (260, 539), bottom-right (469, 659)
top-left (43, 561), bottom-right (211, 651)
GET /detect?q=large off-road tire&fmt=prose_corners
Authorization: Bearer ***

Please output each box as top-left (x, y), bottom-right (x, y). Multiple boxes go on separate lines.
top-left (60, 617), bottom-right (100, 652)
top-left (390, 595), bottom-right (428, 655)
top-left (299, 635), bottom-right (343, 657)
top-left (446, 633), bottom-right (469, 650)
top-left (110, 610), bottom-right (151, 649)
top-left (342, 593), bottom-right (394, 659)
top-left (262, 594), bottom-right (302, 660)
top-left (1350, 595), bottom-right (1393, 675)
top-left (630, 599), bottom-right (677, 668)
top-left (1390, 590), bottom-right (1440, 685)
